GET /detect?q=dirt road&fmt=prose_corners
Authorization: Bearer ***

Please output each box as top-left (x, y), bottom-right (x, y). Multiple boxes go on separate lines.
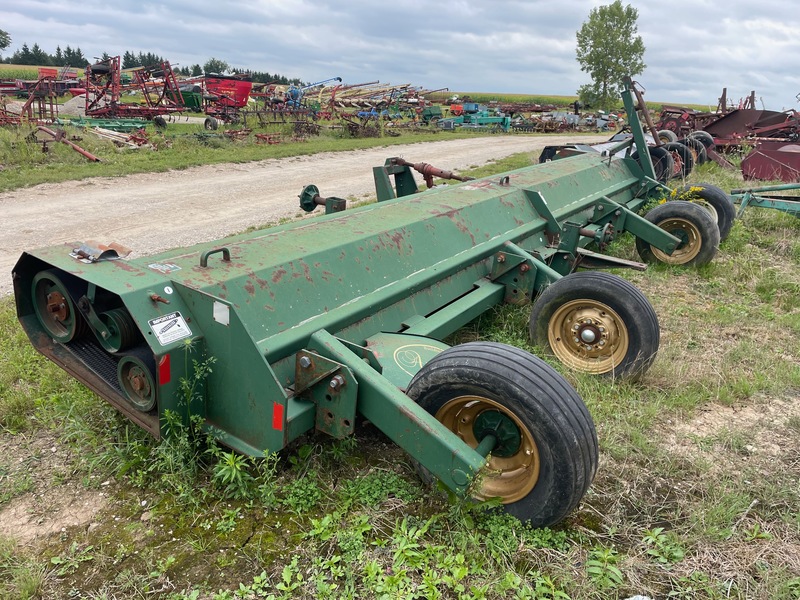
top-left (0, 134), bottom-right (601, 295)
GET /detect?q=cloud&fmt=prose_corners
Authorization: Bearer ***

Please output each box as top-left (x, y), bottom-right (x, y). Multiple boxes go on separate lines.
top-left (3, 0), bottom-right (800, 108)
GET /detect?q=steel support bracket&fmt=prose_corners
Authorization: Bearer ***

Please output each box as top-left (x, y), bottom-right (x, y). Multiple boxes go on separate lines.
top-left (373, 159), bottom-right (420, 201)
top-left (523, 189), bottom-right (562, 241)
top-left (593, 197), bottom-right (682, 254)
top-left (306, 329), bottom-right (486, 495)
top-left (497, 241), bottom-right (563, 296)
top-left (294, 350), bottom-right (357, 438)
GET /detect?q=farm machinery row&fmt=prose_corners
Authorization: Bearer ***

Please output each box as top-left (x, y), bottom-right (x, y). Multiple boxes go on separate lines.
top-left (4, 57), bottom-right (612, 139)
top-left (13, 78), bottom-right (738, 529)
top-left (81, 55), bottom-right (254, 131)
top-left (654, 86), bottom-right (800, 183)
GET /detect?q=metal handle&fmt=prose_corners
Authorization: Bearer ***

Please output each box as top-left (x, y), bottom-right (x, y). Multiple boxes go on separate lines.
top-left (200, 247), bottom-right (231, 267)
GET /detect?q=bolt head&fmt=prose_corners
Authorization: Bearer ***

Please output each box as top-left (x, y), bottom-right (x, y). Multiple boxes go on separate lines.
top-left (298, 356), bottom-right (312, 369)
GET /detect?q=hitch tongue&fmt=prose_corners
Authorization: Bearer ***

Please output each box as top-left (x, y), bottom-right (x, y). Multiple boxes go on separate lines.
top-left (391, 157), bottom-right (474, 188)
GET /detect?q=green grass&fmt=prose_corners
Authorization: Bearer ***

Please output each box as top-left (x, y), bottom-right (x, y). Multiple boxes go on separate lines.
top-left (0, 121), bottom-right (489, 192)
top-left (1, 146), bottom-right (800, 598)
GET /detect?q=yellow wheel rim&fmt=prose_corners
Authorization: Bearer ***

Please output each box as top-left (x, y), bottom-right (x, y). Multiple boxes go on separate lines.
top-left (435, 395), bottom-right (539, 503)
top-left (547, 299), bottom-right (629, 375)
top-left (650, 217), bottom-right (702, 264)
top-left (688, 199), bottom-right (719, 225)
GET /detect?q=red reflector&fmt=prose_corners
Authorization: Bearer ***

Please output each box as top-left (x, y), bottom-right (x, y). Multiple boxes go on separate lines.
top-left (158, 354), bottom-right (171, 385)
top-left (272, 402), bottom-right (284, 431)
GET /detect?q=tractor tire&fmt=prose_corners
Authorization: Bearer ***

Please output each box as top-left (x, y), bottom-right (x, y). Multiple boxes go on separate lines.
top-left (529, 272), bottom-right (660, 381)
top-left (674, 183), bottom-right (736, 241)
top-left (663, 141), bottom-right (695, 179)
top-left (204, 117), bottom-right (218, 131)
top-left (153, 116), bottom-right (167, 129)
top-left (90, 63), bottom-right (111, 75)
top-left (687, 131), bottom-right (715, 149)
top-left (657, 129), bottom-right (678, 143)
top-left (406, 341), bottom-right (598, 528)
top-left (636, 200), bottom-right (719, 266)
top-left (681, 137), bottom-right (708, 165)
top-left (633, 145), bottom-right (674, 183)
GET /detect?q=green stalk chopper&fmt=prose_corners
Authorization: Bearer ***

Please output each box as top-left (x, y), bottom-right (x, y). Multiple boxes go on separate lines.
top-left (13, 79), bottom-right (726, 527)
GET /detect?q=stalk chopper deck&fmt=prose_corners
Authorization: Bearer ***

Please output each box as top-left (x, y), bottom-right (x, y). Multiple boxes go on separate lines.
top-left (13, 80), bottom-right (724, 527)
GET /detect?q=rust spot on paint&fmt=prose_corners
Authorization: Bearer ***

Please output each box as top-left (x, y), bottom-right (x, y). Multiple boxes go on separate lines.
top-left (113, 262), bottom-right (139, 273)
top-left (272, 268), bottom-right (287, 283)
top-left (453, 218), bottom-right (476, 245)
top-left (244, 280), bottom-right (256, 296)
top-left (389, 230), bottom-right (407, 251)
top-left (499, 196), bottom-right (516, 208)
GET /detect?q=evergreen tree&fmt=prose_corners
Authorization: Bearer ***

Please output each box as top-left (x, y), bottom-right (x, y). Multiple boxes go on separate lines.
top-left (30, 43), bottom-right (50, 65)
top-left (18, 43), bottom-right (33, 64)
top-left (122, 51), bottom-right (138, 69)
top-left (63, 45), bottom-right (87, 66)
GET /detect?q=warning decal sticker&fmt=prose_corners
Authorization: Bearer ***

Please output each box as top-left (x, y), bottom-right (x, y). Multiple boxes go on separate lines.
top-left (148, 312), bottom-right (192, 346)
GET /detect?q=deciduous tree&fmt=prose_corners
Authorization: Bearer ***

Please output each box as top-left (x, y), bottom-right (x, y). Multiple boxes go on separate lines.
top-left (203, 58), bottom-right (229, 75)
top-left (575, 0), bottom-right (645, 110)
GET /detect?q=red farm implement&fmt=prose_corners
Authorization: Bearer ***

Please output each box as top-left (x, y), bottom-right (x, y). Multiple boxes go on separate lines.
top-left (85, 56), bottom-right (185, 124)
top-left (0, 75), bottom-right (61, 125)
top-left (177, 73), bottom-right (254, 130)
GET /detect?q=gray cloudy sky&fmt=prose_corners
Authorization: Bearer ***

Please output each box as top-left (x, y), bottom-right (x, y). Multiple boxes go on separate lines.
top-left (4, 0), bottom-right (800, 110)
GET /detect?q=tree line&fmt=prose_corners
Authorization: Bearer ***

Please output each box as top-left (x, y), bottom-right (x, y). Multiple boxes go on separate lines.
top-left (0, 30), bottom-right (300, 86)
top-left (3, 2), bottom-right (648, 111)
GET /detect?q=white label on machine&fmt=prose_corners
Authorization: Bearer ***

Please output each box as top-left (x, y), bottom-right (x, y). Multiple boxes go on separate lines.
top-left (213, 301), bottom-right (230, 326)
top-left (149, 312), bottom-right (192, 346)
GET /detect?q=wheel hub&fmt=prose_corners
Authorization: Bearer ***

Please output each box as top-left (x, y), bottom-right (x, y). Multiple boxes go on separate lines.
top-left (124, 365), bottom-right (151, 399)
top-left (473, 410), bottom-right (521, 458)
top-left (548, 300), bottom-right (629, 374)
top-left (435, 395), bottom-right (540, 503)
top-left (568, 315), bottom-right (610, 355)
top-left (46, 291), bottom-right (69, 323)
top-left (651, 217), bottom-right (701, 264)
